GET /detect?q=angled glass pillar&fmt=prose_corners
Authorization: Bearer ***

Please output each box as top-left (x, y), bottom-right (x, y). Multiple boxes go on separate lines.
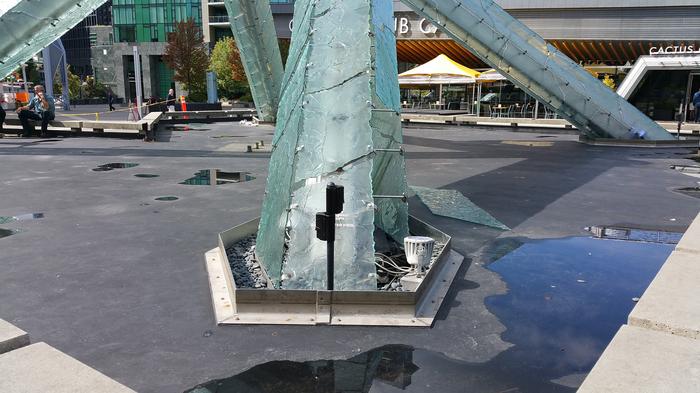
top-left (42, 40), bottom-right (70, 110)
top-left (0, 0), bottom-right (109, 79)
top-left (224, 0), bottom-right (284, 123)
top-left (400, 0), bottom-right (674, 140)
top-left (255, 0), bottom-right (409, 290)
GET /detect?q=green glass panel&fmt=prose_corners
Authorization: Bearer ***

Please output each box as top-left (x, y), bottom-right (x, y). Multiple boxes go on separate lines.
top-left (370, 1), bottom-right (409, 243)
top-left (0, 0), bottom-right (110, 78)
top-left (224, 0), bottom-right (284, 122)
top-left (412, 186), bottom-right (510, 231)
top-left (256, 0), bottom-right (409, 290)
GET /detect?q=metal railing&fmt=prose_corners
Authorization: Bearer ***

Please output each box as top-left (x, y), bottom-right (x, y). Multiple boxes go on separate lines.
top-left (208, 15), bottom-right (229, 23)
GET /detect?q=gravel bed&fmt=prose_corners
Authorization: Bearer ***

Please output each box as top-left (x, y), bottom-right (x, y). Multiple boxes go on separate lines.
top-left (225, 235), bottom-right (269, 289)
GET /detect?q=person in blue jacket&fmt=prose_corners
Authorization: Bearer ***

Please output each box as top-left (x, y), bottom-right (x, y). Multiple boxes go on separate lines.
top-left (16, 85), bottom-right (55, 137)
top-left (693, 87), bottom-right (700, 123)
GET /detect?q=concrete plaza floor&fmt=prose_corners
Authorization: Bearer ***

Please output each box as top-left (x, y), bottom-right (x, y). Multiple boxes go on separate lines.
top-left (0, 122), bottom-right (698, 392)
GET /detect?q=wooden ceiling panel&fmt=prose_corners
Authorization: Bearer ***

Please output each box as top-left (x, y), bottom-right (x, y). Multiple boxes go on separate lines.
top-left (396, 39), bottom-right (700, 68)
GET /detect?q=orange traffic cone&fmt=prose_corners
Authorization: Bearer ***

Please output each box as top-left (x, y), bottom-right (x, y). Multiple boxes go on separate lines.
top-left (180, 95), bottom-right (188, 120)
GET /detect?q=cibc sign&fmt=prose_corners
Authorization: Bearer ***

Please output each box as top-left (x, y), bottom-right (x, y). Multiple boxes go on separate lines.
top-left (286, 14), bottom-right (442, 39)
top-left (649, 45), bottom-right (700, 56)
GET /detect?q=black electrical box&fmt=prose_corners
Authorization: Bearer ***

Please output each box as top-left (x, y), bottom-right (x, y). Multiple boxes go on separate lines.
top-left (326, 183), bottom-right (344, 215)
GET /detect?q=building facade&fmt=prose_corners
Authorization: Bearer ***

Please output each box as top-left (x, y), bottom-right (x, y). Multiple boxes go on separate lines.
top-left (198, 0), bottom-right (700, 120)
top-left (94, 0), bottom-right (202, 101)
top-left (61, 1), bottom-right (113, 79)
top-left (201, 0), bottom-right (294, 45)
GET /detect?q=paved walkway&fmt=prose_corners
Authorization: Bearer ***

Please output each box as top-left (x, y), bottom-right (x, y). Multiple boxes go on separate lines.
top-left (0, 124), bottom-right (697, 391)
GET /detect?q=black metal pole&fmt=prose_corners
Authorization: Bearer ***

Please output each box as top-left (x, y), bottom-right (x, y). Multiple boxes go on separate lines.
top-left (678, 99), bottom-right (684, 140)
top-left (315, 183), bottom-right (342, 291)
top-left (327, 215), bottom-right (335, 291)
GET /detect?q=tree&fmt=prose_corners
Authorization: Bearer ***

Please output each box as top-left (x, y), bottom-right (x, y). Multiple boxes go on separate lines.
top-left (278, 39), bottom-right (290, 67)
top-left (164, 18), bottom-right (209, 102)
top-left (209, 37), bottom-right (250, 100)
top-left (84, 76), bottom-right (107, 98)
top-left (208, 36), bottom-right (290, 102)
top-left (53, 66), bottom-right (82, 99)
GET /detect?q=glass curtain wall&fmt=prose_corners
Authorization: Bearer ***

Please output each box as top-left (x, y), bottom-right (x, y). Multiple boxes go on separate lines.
top-left (113, 0), bottom-right (202, 43)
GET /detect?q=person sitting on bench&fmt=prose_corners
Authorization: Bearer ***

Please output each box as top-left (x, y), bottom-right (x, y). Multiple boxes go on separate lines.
top-left (16, 85), bottom-right (55, 138)
top-left (0, 98), bottom-right (6, 135)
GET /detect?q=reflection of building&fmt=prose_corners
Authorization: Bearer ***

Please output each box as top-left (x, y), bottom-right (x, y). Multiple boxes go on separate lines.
top-left (183, 345), bottom-right (418, 393)
top-left (61, 1), bottom-right (112, 78)
top-left (94, 0), bottom-right (202, 101)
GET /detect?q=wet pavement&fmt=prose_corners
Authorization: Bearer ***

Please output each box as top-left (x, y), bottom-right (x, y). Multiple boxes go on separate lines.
top-left (187, 235), bottom-right (674, 393)
top-left (0, 123), bottom-right (698, 392)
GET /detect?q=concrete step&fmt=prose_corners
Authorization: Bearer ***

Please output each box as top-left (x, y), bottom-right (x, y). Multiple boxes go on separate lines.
top-left (628, 251), bottom-right (700, 340)
top-left (0, 342), bottom-right (136, 393)
top-left (578, 324), bottom-right (700, 392)
top-left (0, 319), bottom-right (29, 354)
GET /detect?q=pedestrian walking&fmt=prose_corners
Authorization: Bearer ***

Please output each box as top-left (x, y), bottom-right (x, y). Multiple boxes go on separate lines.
top-left (166, 88), bottom-right (176, 112)
top-left (108, 90), bottom-right (115, 111)
top-left (693, 87), bottom-right (700, 123)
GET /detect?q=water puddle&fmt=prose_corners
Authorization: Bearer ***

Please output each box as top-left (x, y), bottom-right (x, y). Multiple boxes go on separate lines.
top-left (134, 174), bottom-right (160, 178)
top-left (155, 196), bottom-right (178, 201)
top-left (186, 345), bottom-right (419, 393)
top-left (92, 163), bottom-right (139, 172)
top-left (0, 228), bottom-right (18, 239)
top-left (482, 236), bottom-right (673, 390)
top-left (502, 140), bottom-right (554, 147)
top-left (585, 225), bottom-right (683, 244)
top-left (180, 170), bottom-right (255, 186)
top-left (674, 187), bottom-right (700, 199)
top-left (190, 235), bottom-right (674, 392)
top-left (165, 125), bottom-right (210, 132)
top-left (0, 213), bottom-right (44, 224)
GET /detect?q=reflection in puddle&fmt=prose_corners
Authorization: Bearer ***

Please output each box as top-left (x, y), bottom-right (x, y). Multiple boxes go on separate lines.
top-left (134, 174), bottom-right (160, 178)
top-left (586, 225), bottom-right (683, 244)
top-left (186, 345), bottom-right (418, 393)
top-left (189, 236), bottom-right (673, 392)
top-left (484, 236), bottom-right (673, 391)
top-left (180, 170), bottom-right (255, 186)
top-left (92, 163), bottom-right (139, 172)
top-left (0, 213), bottom-right (44, 224)
top-left (155, 196), bottom-right (178, 201)
top-left (674, 187), bottom-right (700, 199)
top-left (0, 228), bottom-right (17, 239)
top-left (165, 125), bottom-right (210, 132)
